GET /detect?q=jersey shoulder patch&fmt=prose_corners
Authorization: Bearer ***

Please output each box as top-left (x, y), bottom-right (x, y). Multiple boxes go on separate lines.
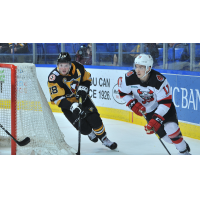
top-left (48, 68), bottom-right (60, 82)
top-left (49, 74), bottom-right (56, 82)
top-left (156, 74), bottom-right (165, 82)
top-left (126, 70), bottom-right (134, 77)
top-left (148, 69), bottom-right (166, 90)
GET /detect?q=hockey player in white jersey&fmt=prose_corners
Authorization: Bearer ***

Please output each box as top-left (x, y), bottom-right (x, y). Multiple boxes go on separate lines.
top-left (118, 54), bottom-right (191, 155)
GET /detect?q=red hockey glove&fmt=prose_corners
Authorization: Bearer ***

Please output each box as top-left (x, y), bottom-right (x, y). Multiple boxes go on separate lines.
top-left (144, 125), bottom-right (155, 134)
top-left (126, 99), bottom-right (146, 116)
top-left (146, 114), bottom-right (165, 133)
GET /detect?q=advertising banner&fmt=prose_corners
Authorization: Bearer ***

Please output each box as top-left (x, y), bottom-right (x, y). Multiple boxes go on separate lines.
top-left (36, 65), bottom-right (200, 126)
top-left (164, 73), bottom-right (200, 125)
top-left (88, 68), bottom-right (129, 111)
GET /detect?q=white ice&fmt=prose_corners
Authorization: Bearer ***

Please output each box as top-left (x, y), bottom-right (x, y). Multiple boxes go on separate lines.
top-left (1, 112), bottom-right (200, 155)
top-left (55, 113), bottom-right (200, 155)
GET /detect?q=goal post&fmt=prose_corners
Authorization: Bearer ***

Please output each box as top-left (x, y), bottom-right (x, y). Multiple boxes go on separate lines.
top-left (0, 64), bottom-right (17, 154)
top-left (0, 63), bottom-right (76, 155)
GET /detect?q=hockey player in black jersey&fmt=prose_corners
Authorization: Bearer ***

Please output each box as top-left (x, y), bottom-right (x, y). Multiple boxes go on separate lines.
top-left (48, 52), bottom-right (117, 150)
top-left (118, 54), bottom-right (191, 155)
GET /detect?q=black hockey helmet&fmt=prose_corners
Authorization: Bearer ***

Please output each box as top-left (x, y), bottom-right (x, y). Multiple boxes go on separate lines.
top-left (57, 52), bottom-right (71, 64)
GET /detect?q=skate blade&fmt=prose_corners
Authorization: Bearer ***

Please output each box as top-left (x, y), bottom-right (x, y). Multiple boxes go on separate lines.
top-left (112, 147), bottom-right (119, 152)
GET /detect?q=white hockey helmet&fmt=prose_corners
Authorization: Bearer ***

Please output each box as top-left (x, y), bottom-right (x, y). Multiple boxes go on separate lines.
top-left (134, 54), bottom-right (153, 70)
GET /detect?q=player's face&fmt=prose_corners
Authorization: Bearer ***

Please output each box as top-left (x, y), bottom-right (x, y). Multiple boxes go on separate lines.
top-left (58, 63), bottom-right (71, 75)
top-left (135, 64), bottom-right (146, 78)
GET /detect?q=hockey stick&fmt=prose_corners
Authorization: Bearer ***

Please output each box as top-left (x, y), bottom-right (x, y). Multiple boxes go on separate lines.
top-left (0, 123), bottom-right (30, 146)
top-left (141, 112), bottom-right (171, 155)
top-left (76, 97), bottom-right (82, 155)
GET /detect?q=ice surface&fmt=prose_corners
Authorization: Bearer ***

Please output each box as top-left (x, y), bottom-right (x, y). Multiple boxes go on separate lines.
top-left (1, 112), bottom-right (200, 155)
top-left (55, 113), bottom-right (200, 155)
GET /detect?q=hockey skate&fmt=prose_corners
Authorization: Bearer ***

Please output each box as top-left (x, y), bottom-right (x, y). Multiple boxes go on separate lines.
top-left (101, 135), bottom-right (117, 150)
top-left (88, 130), bottom-right (98, 143)
top-left (179, 142), bottom-right (191, 155)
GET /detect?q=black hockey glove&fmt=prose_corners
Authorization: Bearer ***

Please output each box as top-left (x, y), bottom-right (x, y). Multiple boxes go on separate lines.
top-left (70, 102), bottom-right (86, 119)
top-left (76, 85), bottom-right (88, 103)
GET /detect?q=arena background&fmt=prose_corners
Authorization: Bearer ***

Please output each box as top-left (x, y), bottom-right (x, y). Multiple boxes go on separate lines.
top-left (1, 2), bottom-right (200, 199)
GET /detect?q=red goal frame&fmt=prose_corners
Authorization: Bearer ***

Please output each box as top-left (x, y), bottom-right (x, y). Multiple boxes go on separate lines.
top-left (0, 64), bottom-right (17, 155)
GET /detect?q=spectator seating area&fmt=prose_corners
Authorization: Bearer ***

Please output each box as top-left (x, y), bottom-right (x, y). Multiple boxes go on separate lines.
top-left (1, 43), bottom-right (200, 70)
top-left (96, 43), bottom-right (139, 64)
top-left (94, 43), bottom-right (192, 69)
top-left (26, 43), bottom-right (140, 64)
top-left (155, 44), bottom-right (200, 70)
top-left (32, 43), bottom-right (90, 64)
top-left (37, 43), bottom-right (140, 64)
top-left (156, 44), bottom-right (190, 69)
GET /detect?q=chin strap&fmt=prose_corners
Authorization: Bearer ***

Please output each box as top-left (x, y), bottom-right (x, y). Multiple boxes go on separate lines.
top-left (140, 67), bottom-right (151, 79)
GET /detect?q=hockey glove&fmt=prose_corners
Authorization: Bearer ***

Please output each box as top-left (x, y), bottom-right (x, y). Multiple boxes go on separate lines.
top-left (76, 86), bottom-right (88, 103)
top-left (126, 99), bottom-right (146, 116)
top-left (145, 114), bottom-right (165, 133)
top-left (70, 102), bottom-right (86, 119)
top-left (144, 125), bottom-right (155, 134)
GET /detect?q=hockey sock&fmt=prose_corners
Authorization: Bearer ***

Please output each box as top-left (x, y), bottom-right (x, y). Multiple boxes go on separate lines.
top-left (93, 123), bottom-right (106, 140)
top-left (161, 135), bottom-right (173, 144)
top-left (168, 128), bottom-right (187, 152)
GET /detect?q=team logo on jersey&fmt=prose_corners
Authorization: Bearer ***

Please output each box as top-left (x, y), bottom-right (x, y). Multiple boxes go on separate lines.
top-left (62, 76), bottom-right (81, 96)
top-left (137, 89), bottom-right (154, 104)
top-left (156, 75), bottom-right (164, 82)
top-left (49, 74), bottom-right (56, 81)
top-left (70, 80), bottom-right (79, 93)
top-left (126, 71), bottom-right (134, 77)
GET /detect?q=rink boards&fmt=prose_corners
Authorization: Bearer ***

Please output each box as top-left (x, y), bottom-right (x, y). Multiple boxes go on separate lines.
top-left (36, 65), bottom-right (200, 140)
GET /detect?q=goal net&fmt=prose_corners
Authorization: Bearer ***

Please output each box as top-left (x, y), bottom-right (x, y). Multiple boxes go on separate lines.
top-left (0, 63), bottom-right (76, 155)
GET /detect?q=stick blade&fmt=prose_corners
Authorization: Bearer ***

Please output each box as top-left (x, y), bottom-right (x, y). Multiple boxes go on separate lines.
top-left (17, 137), bottom-right (30, 146)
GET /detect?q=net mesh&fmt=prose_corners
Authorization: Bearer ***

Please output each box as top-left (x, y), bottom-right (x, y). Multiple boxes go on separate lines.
top-left (0, 63), bottom-right (76, 155)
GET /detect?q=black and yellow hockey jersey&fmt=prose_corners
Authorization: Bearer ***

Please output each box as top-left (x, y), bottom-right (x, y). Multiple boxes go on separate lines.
top-left (47, 61), bottom-right (92, 110)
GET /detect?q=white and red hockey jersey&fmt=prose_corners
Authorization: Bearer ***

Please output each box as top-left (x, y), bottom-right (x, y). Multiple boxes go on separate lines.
top-left (118, 69), bottom-right (174, 117)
